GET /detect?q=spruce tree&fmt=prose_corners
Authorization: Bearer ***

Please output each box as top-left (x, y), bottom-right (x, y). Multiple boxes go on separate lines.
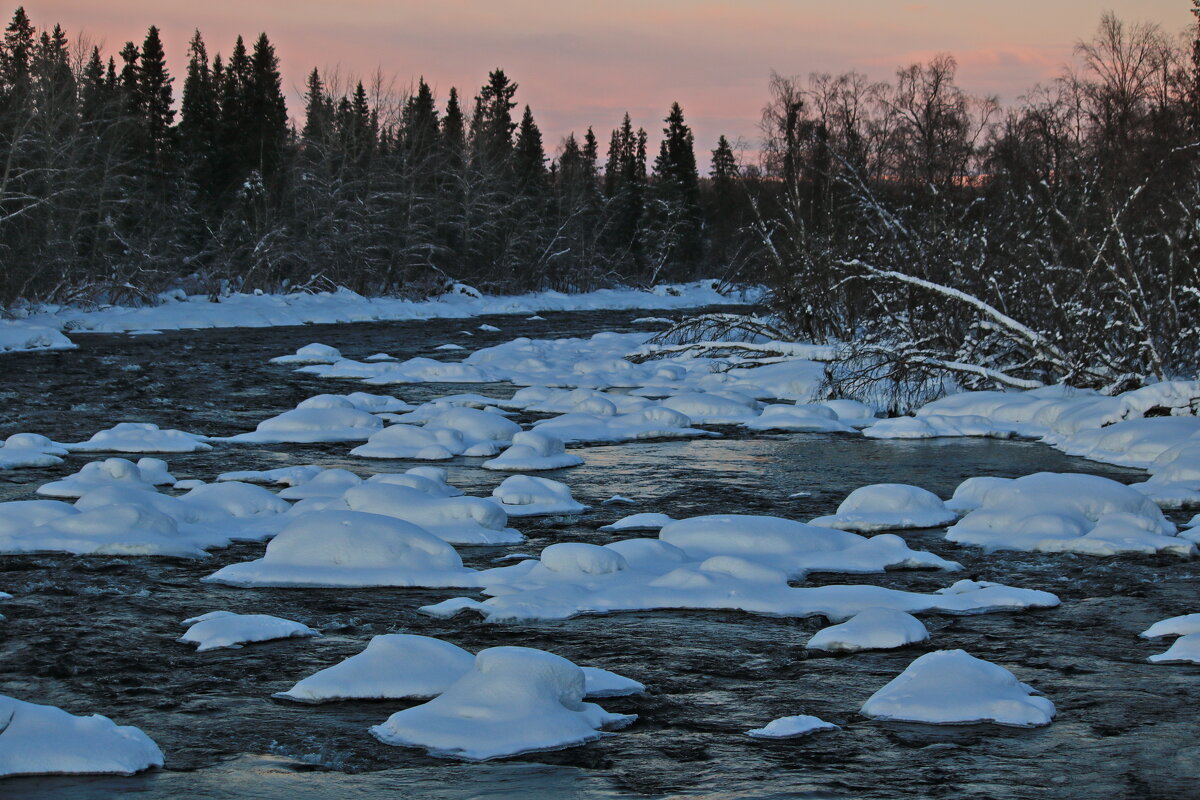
top-left (402, 77), bottom-right (439, 164)
top-left (513, 104), bottom-right (546, 193)
top-left (1, 7), bottom-right (35, 100)
top-left (301, 67), bottom-right (331, 146)
top-left (139, 26), bottom-right (174, 155)
top-left (246, 32), bottom-right (288, 177)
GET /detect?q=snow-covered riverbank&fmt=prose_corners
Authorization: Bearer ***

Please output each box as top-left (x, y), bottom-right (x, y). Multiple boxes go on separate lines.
top-left (0, 281), bottom-right (756, 354)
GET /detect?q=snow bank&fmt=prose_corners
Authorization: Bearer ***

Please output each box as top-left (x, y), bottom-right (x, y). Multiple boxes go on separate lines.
top-left (482, 431), bottom-right (583, 472)
top-left (863, 415), bottom-right (1013, 440)
top-left (747, 715), bottom-right (839, 739)
top-left (2, 281), bottom-right (753, 353)
top-left (660, 392), bottom-right (761, 424)
top-left (860, 649), bottom-right (1054, 727)
top-left (368, 646), bottom-right (635, 760)
top-left (491, 476), bottom-right (590, 517)
top-left (202, 511), bottom-right (482, 588)
top-left (810, 484), bottom-right (957, 532)
top-left (944, 472), bottom-right (1193, 556)
top-left (178, 611), bottom-right (320, 652)
top-left (806, 607), bottom-right (929, 652)
top-left (0, 694), bottom-right (163, 777)
top-left (745, 404), bottom-right (856, 433)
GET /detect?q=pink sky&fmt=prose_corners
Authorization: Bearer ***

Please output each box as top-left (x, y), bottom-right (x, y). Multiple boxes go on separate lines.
top-left (17, 1), bottom-right (1192, 167)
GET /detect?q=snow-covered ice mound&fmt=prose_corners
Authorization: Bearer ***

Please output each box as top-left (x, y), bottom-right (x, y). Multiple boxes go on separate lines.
top-left (810, 484), bottom-right (957, 532)
top-left (806, 608), bottom-right (930, 652)
top-left (745, 404), bottom-right (856, 433)
top-left (944, 477), bottom-right (1015, 513)
top-left (660, 392), bottom-right (760, 424)
top-left (599, 513), bottom-right (675, 532)
top-left (277, 468), bottom-right (363, 499)
top-left (36, 457), bottom-right (174, 498)
top-left (1131, 439), bottom-right (1200, 510)
top-left (0, 321), bottom-right (76, 354)
top-left (0, 433), bottom-right (67, 469)
top-left (217, 465), bottom-right (326, 486)
top-left (1140, 613), bottom-right (1200, 639)
top-left (491, 476), bottom-right (590, 516)
top-left (178, 611), bottom-right (320, 652)
top-left (0, 497), bottom-right (209, 558)
top-left (944, 472), bottom-right (1194, 556)
top-left (1059, 416), bottom-right (1200, 469)
top-left (532, 407), bottom-right (713, 444)
top-left (1147, 634), bottom-right (1200, 664)
top-left (276, 634), bottom-right (476, 703)
top-left (269, 343), bottom-right (343, 365)
top-left (821, 400), bottom-right (879, 428)
top-left (366, 466), bottom-right (463, 497)
top-left (747, 715), bottom-right (839, 739)
top-left (351, 424), bottom-right (469, 460)
top-left (359, 356), bottom-right (497, 385)
top-left (334, 482), bottom-right (523, 545)
top-left (227, 397), bottom-right (383, 443)
top-left (659, 515), bottom-right (961, 576)
top-left (860, 649), bottom-right (1054, 727)
top-left (368, 646), bottom-right (635, 760)
top-left (65, 423), bottom-right (212, 453)
top-left (420, 406), bottom-right (522, 452)
top-left (202, 511), bottom-right (483, 588)
top-left (482, 431), bottom-right (583, 472)
top-left (275, 633), bottom-right (644, 704)
top-left (863, 415), bottom-right (1013, 440)
top-left (0, 694), bottom-right (164, 777)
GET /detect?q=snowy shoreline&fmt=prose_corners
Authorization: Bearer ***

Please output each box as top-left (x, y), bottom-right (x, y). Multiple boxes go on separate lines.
top-left (0, 280), bottom-right (758, 355)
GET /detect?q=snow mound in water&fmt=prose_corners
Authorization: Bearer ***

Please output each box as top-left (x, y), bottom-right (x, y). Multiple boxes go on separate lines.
top-left (822, 399), bottom-right (879, 428)
top-left (482, 431), bottom-right (583, 472)
top-left (360, 356), bottom-right (496, 385)
top-left (944, 472), bottom-right (1193, 556)
top-left (269, 343), bottom-right (343, 364)
top-left (806, 607), bottom-right (929, 652)
top-left (491, 476), bottom-right (590, 516)
top-left (860, 649), bottom-right (1054, 727)
top-left (331, 482), bottom-right (523, 545)
top-left (863, 415), bottom-right (1014, 440)
top-left (1148, 633), bottom-right (1200, 664)
top-left (1059, 416), bottom-right (1200, 469)
top-left (178, 611), bottom-right (320, 652)
top-left (1140, 613), bottom-right (1200, 639)
top-left (217, 465), bottom-right (326, 486)
top-left (340, 392), bottom-right (413, 413)
top-left (659, 514), bottom-right (961, 577)
top-left (65, 423), bottom-right (212, 453)
top-left (36, 457), bottom-right (174, 498)
top-left (745, 404), bottom-right (856, 433)
top-left (202, 511), bottom-right (482, 588)
top-left (0, 498), bottom-right (209, 558)
top-left (278, 468), bottom-right (363, 499)
top-left (0, 433), bottom-right (67, 469)
top-left (747, 715), bottom-right (840, 739)
top-left (368, 646), bottom-right (635, 760)
top-left (227, 398), bottom-right (383, 443)
top-left (276, 634), bottom-right (644, 704)
top-left (277, 634), bottom-right (476, 703)
top-left (1131, 439), bottom-right (1200, 510)
top-left (0, 322), bottom-right (76, 353)
top-left (0, 694), bottom-right (164, 777)
top-left (660, 392), bottom-right (760, 424)
top-left (944, 477), bottom-right (1014, 513)
top-left (421, 407), bottom-right (522, 453)
top-left (366, 466), bottom-right (462, 497)
top-left (532, 407), bottom-right (714, 444)
top-left (350, 424), bottom-right (468, 460)
top-left (599, 512), bottom-right (675, 532)
top-left (810, 484), bottom-right (957, 532)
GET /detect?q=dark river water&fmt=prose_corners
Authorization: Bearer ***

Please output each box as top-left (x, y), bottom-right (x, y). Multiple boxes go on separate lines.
top-left (1, 309), bottom-right (1197, 800)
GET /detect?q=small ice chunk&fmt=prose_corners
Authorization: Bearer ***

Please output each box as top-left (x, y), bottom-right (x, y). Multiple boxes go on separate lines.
top-left (1140, 613), bottom-right (1200, 639)
top-left (491, 476), bottom-right (590, 517)
top-left (270, 343), bottom-right (342, 364)
top-left (436, 344), bottom-right (465, 351)
top-left (178, 611), bottom-right (320, 652)
top-left (478, 324), bottom-right (501, 332)
top-left (0, 433), bottom-right (67, 469)
top-left (747, 714), bottom-right (839, 739)
top-left (1148, 633), bottom-right (1200, 664)
top-left (810, 484), bottom-right (957, 532)
top-left (599, 513), bottom-right (674, 532)
top-left (65, 423), bottom-right (211, 453)
top-left (482, 431), bottom-right (583, 472)
top-left (601, 495), bottom-right (636, 506)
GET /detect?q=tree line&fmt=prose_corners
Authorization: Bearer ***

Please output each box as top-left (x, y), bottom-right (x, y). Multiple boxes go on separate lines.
top-left (0, 6), bottom-right (728, 307)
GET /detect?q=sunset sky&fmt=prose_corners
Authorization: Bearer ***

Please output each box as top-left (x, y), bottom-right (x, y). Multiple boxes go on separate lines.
top-left (16, 1), bottom-right (1191, 166)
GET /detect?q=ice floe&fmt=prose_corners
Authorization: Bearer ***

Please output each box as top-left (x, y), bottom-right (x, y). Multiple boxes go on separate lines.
top-left (1140, 613), bottom-right (1200, 639)
top-left (806, 608), bottom-right (930, 652)
top-left (1147, 634), bottom-right (1200, 664)
top-left (178, 611), bottom-right (320, 652)
top-left (269, 343), bottom-right (343, 365)
top-left (0, 694), bottom-right (163, 777)
top-left (368, 646), bottom-right (635, 760)
top-left (226, 397), bottom-right (383, 443)
top-left (860, 649), bottom-right (1054, 727)
top-left (810, 484), bottom-right (958, 532)
top-left (36, 457), bottom-right (174, 498)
